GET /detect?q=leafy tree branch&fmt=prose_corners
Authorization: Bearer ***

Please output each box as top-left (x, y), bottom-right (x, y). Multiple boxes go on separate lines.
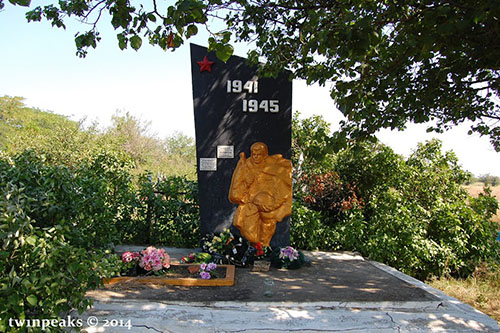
top-left (3, 0), bottom-right (500, 149)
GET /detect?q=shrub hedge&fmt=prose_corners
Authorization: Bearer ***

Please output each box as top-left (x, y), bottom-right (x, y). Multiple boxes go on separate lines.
top-left (292, 138), bottom-right (500, 280)
top-left (0, 149), bottom-right (199, 331)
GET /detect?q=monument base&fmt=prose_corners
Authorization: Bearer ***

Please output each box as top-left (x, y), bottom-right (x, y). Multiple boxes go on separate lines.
top-left (103, 264), bottom-right (235, 287)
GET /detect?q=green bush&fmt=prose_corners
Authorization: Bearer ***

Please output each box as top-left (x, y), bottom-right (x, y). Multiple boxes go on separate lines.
top-left (75, 151), bottom-right (136, 247)
top-left (292, 112), bottom-right (336, 178)
top-left (0, 149), bottom-right (135, 249)
top-left (1, 148), bottom-right (200, 249)
top-left (0, 120), bottom-right (199, 331)
top-left (300, 172), bottom-right (363, 223)
top-left (0, 148), bottom-right (200, 331)
top-left (333, 141), bottom-right (405, 202)
top-left (120, 174), bottom-right (200, 248)
top-left (339, 189), bottom-right (444, 278)
top-left (290, 202), bottom-right (340, 251)
top-left (150, 176), bottom-right (199, 247)
top-left (334, 139), bottom-right (500, 279)
top-left (0, 184), bottom-right (122, 332)
top-left (292, 115), bottom-right (500, 281)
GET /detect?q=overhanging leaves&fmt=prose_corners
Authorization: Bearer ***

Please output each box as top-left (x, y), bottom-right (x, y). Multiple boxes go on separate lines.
top-left (129, 35), bottom-right (142, 50)
top-left (5, 0), bottom-right (500, 150)
top-left (8, 0), bottom-right (31, 7)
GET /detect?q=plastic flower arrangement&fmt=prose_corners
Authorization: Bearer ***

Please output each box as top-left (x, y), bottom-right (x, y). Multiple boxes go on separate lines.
top-left (138, 246), bottom-right (171, 272)
top-left (270, 246), bottom-right (306, 269)
top-left (201, 228), bottom-right (251, 267)
top-left (199, 262), bottom-right (217, 279)
top-left (202, 228), bottom-right (235, 254)
top-left (121, 251), bottom-right (140, 263)
top-left (180, 252), bottom-right (212, 264)
top-left (279, 246), bottom-right (299, 261)
top-left (118, 247), bottom-right (226, 280)
top-left (253, 242), bottom-right (271, 259)
top-left (120, 251), bottom-right (141, 275)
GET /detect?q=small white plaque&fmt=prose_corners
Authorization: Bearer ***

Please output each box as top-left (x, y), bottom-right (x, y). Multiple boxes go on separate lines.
top-left (217, 145), bottom-right (234, 158)
top-left (199, 158), bottom-right (217, 171)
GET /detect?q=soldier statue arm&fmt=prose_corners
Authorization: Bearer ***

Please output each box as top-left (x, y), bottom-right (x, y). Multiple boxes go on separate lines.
top-left (228, 153), bottom-right (251, 204)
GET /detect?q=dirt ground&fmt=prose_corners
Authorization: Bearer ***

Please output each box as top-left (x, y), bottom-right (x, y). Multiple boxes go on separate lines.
top-left (88, 252), bottom-right (438, 303)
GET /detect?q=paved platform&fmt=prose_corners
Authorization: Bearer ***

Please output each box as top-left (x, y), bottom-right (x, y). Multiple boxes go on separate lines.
top-left (78, 248), bottom-right (500, 332)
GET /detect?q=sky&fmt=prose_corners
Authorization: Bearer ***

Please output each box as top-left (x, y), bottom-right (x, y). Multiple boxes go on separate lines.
top-left (1, 3), bottom-right (499, 177)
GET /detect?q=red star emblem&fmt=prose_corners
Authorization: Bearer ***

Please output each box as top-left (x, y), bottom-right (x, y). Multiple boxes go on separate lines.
top-left (197, 56), bottom-right (215, 73)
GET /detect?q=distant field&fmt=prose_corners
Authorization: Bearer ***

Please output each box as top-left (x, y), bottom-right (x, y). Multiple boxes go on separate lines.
top-left (464, 183), bottom-right (500, 225)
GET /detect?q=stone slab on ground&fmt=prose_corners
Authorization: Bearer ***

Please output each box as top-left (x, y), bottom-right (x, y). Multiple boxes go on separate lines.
top-left (79, 300), bottom-right (498, 332)
top-left (93, 250), bottom-right (437, 303)
top-left (79, 249), bottom-right (500, 332)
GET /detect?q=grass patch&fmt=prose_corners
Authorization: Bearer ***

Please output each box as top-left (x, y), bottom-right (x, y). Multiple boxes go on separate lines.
top-left (427, 262), bottom-right (500, 324)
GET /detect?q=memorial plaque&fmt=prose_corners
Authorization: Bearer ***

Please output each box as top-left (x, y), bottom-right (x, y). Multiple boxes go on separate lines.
top-left (217, 146), bottom-right (234, 159)
top-left (199, 158), bottom-right (217, 171)
top-left (191, 44), bottom-right (292, 247)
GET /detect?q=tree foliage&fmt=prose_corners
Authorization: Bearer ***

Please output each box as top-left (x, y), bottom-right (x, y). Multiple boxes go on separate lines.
top-left (292, 112), bottom-right (336, 179)
top-left (0, 96), bottom-right (80, 154)
top-left (292, 115), bottom-right (500, 280)
top-left (104, 112), bottom-right (196, 177)
top-left (477, 174), bottom-right (500, 186)
top-left (0, 149), bottom-right (127, 330)
top-left (0, 96), bottom-right (196, 178)
top-left (3, 1), bottom-right (500, 149)
top-left (0, 147), bottom-right (199, 330)
top-left (162, 132), bottom-right (196, 178)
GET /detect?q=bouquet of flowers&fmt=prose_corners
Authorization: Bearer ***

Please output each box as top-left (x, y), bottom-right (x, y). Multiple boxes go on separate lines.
top-left (121, 251), bottom-right (141, 275)
top-left (279, 246), bottom-right (299, 261)
top-left (180, 252), bottom-right (212, 264)
top-left (199, 262), bottom-right (217, 279)
top-left (201, 228), bottom-right (252, 267)
top-left (253, 242), bottom-right (271, 260)
top-left (120, 246), bottom-right (170, 276)
top-left (202, 228), bottom-right (234, 254)
top-left (138, 246), bottom-right (171, 272)
top-left (270, 246), bottom-right (306, 269)
top-left (122, 251), bottom-right (141, 263)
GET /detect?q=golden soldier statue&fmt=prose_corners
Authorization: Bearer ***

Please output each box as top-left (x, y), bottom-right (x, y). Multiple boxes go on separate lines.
top-left (228, 142), bottom-right (292, 246)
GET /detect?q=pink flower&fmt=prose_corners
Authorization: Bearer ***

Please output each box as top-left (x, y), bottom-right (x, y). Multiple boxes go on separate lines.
top-left (121, 251), bottom-right (140, 263)
top-left (199, 262), bottom-right (216, 279)
top-left (138, 246), bottom-right (171, 271)
top-left (279, 246), bottom-right (299, 261)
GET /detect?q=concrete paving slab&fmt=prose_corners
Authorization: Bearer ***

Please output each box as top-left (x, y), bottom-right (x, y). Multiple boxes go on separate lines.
top-left (78, 300), bottom-right (498, 332)
top-left (98, 249), bottom-right (438, 303)
top-left (78, 249), bottom-right (500, 332)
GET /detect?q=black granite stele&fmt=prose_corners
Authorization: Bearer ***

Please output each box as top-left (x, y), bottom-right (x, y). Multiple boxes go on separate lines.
top-left (190, 44), bottom-right (292, 248)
